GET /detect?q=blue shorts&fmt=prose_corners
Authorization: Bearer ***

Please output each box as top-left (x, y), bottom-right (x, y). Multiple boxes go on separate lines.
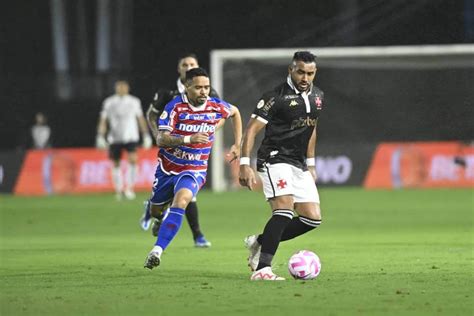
top-left (149, 165), bottom-right (206, 205)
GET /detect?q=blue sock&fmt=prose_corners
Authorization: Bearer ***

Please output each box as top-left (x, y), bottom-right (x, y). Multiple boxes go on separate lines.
top-left (155, 207), bottom-right (185, 250)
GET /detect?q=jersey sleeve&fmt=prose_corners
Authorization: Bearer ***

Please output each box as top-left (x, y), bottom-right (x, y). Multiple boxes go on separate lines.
top-left (251, 92), bottom-right (277, 124)
top-left (134, 98), bottom-right (144, 117)
top-left (100, 98), bottom-right (110, 119)
top-left (218, 99), bottom-right (232, 119)
top-left (158, 102), bottom-right (176, 132)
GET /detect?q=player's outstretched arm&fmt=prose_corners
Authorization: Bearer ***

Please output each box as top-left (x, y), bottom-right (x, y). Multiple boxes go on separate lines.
top-left (228, 105), bottom-right (243, 162)
top-left (239, 117), bottom-right (265, 190)
top-left (138, 114), bottom-right (152, 149)
top-left (146, 104), bottom-right (159, 138)
top-left (156, 131), bottom-right (209, 148)
top-left (307, 121), bottom-right (318, 182)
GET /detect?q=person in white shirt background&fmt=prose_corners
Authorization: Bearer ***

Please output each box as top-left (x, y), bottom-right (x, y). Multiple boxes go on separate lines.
top-left (31, 112), bottom-right (51, 149)
top-left (96, 80), bottom-right (152, 200)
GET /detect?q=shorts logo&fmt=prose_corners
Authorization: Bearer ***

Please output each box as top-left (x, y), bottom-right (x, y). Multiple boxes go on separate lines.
top-left (256, 99), bottom-right (265, 109)
top-left (160, 111), bottom-right (168, 120)
top-left (176, 123), bottom-right (215, 133)
top-left (276, 179), bottom-right (287, 189)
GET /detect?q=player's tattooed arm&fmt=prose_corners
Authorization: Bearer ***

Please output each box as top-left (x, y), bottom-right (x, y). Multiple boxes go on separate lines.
top-left (156, 131), bottom-right (208, 148)
top-left (146, 104), bottom-right (159, 138)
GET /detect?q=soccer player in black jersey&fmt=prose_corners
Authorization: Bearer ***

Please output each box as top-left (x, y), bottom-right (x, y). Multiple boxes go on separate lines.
top-left (239, 51), bottom-right (323, 280)
top-left (141, 53), bottom-right (219, 248)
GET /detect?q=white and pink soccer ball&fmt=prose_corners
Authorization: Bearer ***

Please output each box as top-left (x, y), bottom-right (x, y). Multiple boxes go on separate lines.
top-left (288, 250), bottom-right (321, 280)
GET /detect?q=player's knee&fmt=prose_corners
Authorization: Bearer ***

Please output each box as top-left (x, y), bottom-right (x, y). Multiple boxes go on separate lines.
top-left (295, 203), bottom-right (321, 221)
top-left (304, 214), bottom-right (321, 223)
top-left (172, 190), bottom-right (193, 209)
top-left (269, 195), bottom-right (294, 210)
top-left (172, 197), bottom-right (191, 209)
top-left (310, 204), bottom-right (322, 221)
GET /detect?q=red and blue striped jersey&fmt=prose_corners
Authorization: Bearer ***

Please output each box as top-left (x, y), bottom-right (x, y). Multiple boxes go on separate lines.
top-left (157, 94), bottom-right (232, 174)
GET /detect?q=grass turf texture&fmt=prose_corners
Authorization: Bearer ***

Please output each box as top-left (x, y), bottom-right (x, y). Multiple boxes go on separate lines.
top-left (0, 188), bottom-right (472, 316)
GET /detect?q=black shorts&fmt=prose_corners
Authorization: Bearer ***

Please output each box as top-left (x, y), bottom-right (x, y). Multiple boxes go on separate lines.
top-left (108, 142), bottom-right (138, 161)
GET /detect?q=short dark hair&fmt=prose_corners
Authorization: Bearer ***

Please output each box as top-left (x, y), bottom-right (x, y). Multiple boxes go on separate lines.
top-left (292, 51), bottom-right (317, 64)
top-left (178, 52), bottom-right (199, 63)
top-left (185, 67), bottom-right (209, 83)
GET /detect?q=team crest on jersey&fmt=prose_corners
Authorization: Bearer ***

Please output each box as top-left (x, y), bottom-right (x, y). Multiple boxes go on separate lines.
top-left (257, 99), bottom-right (265, 109)
top-left (160, 111), bottom-right (168, 120)
top-left (315, 96), bottom-right (322, 110)
top-left (289, 100), bottom-right (298, 107)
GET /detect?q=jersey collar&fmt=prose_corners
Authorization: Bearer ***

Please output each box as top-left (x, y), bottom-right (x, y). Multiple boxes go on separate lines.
top-left (181, 93), bottom-right (209, 111)
top-left (286, 75), bottom-right (313, 95)
top-left (177, 78), bottom-right (186, 94)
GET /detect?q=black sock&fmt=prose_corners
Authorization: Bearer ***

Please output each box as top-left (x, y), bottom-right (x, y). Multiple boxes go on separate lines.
top-left (185, 201), bottom-right (202, 240)
top-left (280, 216), bottom-right (321, 241)
top-left (256, 209), bottom-right (293, 270)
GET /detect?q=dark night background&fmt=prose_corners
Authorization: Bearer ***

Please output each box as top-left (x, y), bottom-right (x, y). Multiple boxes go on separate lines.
top-left (1, 0), bottom-right (473, 149)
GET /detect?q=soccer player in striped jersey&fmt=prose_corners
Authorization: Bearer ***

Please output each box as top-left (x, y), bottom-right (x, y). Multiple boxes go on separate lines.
top-left (144, 67), bottom-right (242, 269)
top-left (142, 53), bottom-right (219, 248)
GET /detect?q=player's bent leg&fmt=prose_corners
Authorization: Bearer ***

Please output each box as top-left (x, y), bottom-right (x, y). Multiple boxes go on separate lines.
top-left (172, 175), bottom-right (199, 209)
top-left (294, 202), bottom-right (321, 220)
top-left (145, 167), bottom-right (175, 235)
top-left (280, 202), bottom-right (322, 241)
top-left (147, 177), bottom-right (198, 267)
top-left (140, 200), bottom-right (152, 230)
top-left (150, 204), bottom-right (170, 237)
top-left (147, 202), bottom-right (187, 269)
top-left (279, 168), bottom-right (322, 241)
top-left (244, 235), bottom-right (261, 271)
top-left (140, 201), bottom-right (167, 231)
top-left (255, 195), bottom-right (294, 272)
top-left (186, 201), bottom-right (211, 248)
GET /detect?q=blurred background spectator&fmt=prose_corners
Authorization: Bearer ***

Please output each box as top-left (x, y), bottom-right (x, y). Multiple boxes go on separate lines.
top-left (31, 112), bottom-right (51, 149)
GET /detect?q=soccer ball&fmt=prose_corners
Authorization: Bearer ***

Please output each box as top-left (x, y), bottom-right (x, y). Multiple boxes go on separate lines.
top-left (288, 250), bottom-right (321, 280)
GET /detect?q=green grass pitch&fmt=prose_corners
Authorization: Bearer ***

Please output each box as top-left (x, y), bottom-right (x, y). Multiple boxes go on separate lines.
top-left (1, 188), bottom-right (473, 315)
